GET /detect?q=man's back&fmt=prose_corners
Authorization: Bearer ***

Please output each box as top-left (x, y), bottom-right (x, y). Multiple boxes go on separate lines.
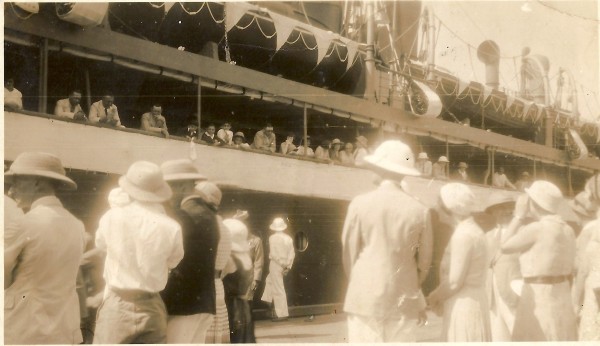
top-left (342, 181), bottom-right (431, 319)
top-left (5, 196), bottom-right (85, 344)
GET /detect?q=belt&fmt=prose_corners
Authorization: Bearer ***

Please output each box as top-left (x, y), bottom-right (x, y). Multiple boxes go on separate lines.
top-left (215, 270), bottom-right (222, 279)
top-left (110, 287), bottom-right (158, 301)
top-left (523, 275), bottom-right (571, 285)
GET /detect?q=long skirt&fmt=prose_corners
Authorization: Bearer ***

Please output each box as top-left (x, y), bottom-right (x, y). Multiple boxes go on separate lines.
top-left (442, 286), bottom-right (491, 342)
top-left (512, 281), bottom-right (577, 341)
top-left (205, 279), bottom-right (231, 343)
top-left (225, 296), bottom-right (256, 343)
top-left (579, 270), bottom-right (600, 341)
top-left (261, 261), bottom-right (289, 318)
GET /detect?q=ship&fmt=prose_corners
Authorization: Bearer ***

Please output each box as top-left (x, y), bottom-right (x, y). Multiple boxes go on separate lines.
top-left (4, 2), bottom-right (600, 316)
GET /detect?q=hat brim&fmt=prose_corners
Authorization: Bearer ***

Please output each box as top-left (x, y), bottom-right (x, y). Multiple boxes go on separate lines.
top-left (119, 175), bottom-right (172, 203)
top-left (525, 187), bottom-right (558, 214)
top-left (5, 170), bottom-right (77, 190)
top-left (484, 200), bottom-right (515, 214)
top-left (163, 172), bottom-right (207, 182)
top-left (363, 155), bottom-right (421, 177)
top-left (270, 225), bottom-right (287, 232)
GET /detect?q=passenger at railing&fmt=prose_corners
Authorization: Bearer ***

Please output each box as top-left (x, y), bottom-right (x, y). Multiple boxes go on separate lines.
top-left (492, 167), bottom-right (516, 190)
top-left (315, 139), bottom-right (331, 161)
top-left (89, 92), bottom-right (123, 127)
top-left (452, 162), bottom-right (471, 183)
top-left (354, 136), bottom-right (369, 166)
top-left (294, 136), bottom-right (315, 157)
top-left (280, 133), bottom-right (297, 155)
top-left (232, 132), bottom-right (251, 150)
top-left (339, 142), bottom-right (355, 165)
top-left (515, 171), bottom-right (532, 191)
top-left (416, 152), bottom-right (433, 177)
top-left (329, 139), bottom-right (343, 163)
top-left (252, 123), bottom-right (276, 153)
top-left (200, 124), bottom-right (225, 146)
top-left (501, 181), bottom-right (577, 341)
top-left (175, 114), bottom-right (199, 140)
top-left (217, 122), bottom-right (234, 146)
top-left (433, 156), bottom-right (450, 180)
top-left (140, 104), bottom-right (169, 138)
top-left (55, 89), bottom-right (88, 121)
top-left (4, 77), bottom-right (23, 111)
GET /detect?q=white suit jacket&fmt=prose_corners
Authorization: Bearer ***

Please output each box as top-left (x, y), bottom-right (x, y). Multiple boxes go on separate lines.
top-left (4, 196), bottom-right (86, 344)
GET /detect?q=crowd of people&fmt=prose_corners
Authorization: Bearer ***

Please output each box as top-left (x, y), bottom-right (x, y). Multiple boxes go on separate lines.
top-left (342, 139), bottom-right (600, 342)
top-left (4, 153), bottom-right (296, 344)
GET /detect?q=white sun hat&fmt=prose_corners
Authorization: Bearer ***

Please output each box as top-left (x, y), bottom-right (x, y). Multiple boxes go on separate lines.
top-left (440, 182), bottom-right (475, 217)
top-left (269, 217), bottom-right (287, 232)
top-left (363, 140), bottom-right (421, 177)
top-left (118, 161), bottom-right (172, 203)
top-left (5, 152), bottom-right (77, 190)
top-left (160, 159), bottom-right (207, 182)
top-left (525, 180), bottom-right (563, 214)
top-left (193, 181), bottom-right (223, 207)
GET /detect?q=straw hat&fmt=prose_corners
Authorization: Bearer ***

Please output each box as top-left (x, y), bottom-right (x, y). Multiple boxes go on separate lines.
top-left (5, 152), bottom-right (77, 190)
top-left (440, 182), bottom-right (475, 217)
top-left (270, 217), bottom-right (287, 232)
top-left (438, 156), bottom-right (449, 163)
top-left (417, 152), bottom-right (429, 160)
top-left (233, 132), bottom-right (246, 142)
top-left (193, 181), bottom-right (222, 207)
top-left (484, 193), bottom-right (516, 213)
top-left (356, 135), bottom-right (368, 148)
top-left (458, 162), bottom-right (468, 169)
top-left (233, 209), bottom-right (249, 221)
top-left (525, 180), bottom-right (562, 214)
top-left (119, 161), bottom-right (172, 203)
top-left (160, 159), bottom-right (206, 182)
top-left (331, 138), bottom-right (342, 145)
top-left (223, 218), bottom-right (252, 271)
top-left (363, 140), bottom-right (421, 177)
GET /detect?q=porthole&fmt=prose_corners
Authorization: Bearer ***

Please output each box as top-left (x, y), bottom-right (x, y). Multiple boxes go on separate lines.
top-left (294, 231), bottom-right (308, 252)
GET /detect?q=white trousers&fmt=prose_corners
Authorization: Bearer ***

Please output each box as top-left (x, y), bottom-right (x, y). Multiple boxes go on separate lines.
top-left (166, 313), bottom-right (214, 344)
top-left (347, 314), bottom-right (417, 342)
top-left (261, 261), bottom-right (289, 318)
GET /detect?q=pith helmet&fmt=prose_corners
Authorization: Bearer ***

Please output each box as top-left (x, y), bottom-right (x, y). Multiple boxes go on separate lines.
top-left (5, 152), bottom-right (77, 190)
top-left (363, 140), bottom-right (421, 177)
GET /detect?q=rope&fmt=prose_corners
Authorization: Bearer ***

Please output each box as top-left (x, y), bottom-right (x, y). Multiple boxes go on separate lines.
top-left (107, 9), bottom-right (150, 41)
top-left (235, 16), bottom-right (277, 39)
top-left (223, 5), bottom-right (233, 64)
top-left (536, 0), bottom-right (599, 23)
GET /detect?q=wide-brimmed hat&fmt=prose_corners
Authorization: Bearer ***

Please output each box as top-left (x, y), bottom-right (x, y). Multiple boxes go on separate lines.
top-left (160, 159), bottom-right (206, 182)
top-left (331, 138), bottom-right (342, 145)
top-left (233, 209), bottom-right (249, 221)
top-left (119, 161), bottom-right (172, 203)
top-left (270, 217), bottom-right (287, 232)
top-left (233, 132), bottom-right (246, 142)
top-left (458, 162), bottom-right (468, 169)
top-left (440, 182), bottom-right (475, 216)
top-left (438, 156), bottom-right (449, 163)
top-left (363, 140), bottom-right (421, 177)
top-left (5, 152), bottom-right (77, 190)
top-left (525, 180), bottom-right (562, 214)
top-left (223, 218), bottom-right (252, 270)
top-left (418, 152), bottom-right (429, 160)
top-left (484, 193), bottom-right (516, 213)
top-left (193, 181), bottom-right (222, 207)
top-left (521, 171), bottom-right (530, 177)
top-left (356, 135), bottom-right (368, 147)
top-left (569, 195), bottom-right (597, 220)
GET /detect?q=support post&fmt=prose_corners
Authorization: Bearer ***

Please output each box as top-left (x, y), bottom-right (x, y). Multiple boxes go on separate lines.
top-left (364, 1), bottom-right (376, 101)
top-left (196, 80), bottom-right (202, 132)
top-left (303, 104), bottom-right (308, 156)
top-left (426, 6), bottom-right (436, 81)
top-left (38, 38), bottom-right (48, 114)
top-left (84, 68), bottom-right (92, 113)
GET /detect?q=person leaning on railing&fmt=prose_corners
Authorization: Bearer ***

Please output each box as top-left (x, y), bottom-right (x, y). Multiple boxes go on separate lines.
top-left (89, 92), bottom-right (123, 127)
top-left (140, 104), bottom-right (169, 138)
top-left (54, 89), bottom-right (87, 122)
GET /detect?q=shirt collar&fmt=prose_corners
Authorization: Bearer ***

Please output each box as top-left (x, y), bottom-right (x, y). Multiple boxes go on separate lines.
top-left (378, 179), bottom-right (405, 191)
top-left (30, 195), bottom-right (63, 211)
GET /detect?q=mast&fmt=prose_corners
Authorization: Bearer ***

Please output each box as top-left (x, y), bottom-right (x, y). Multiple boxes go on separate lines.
top-left (425, 6), bottom-right (436, 81)
top-left (364, 1), bottom-right (376, 101)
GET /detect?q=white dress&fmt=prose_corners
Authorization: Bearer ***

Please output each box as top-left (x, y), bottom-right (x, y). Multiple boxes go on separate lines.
top-left (579, 221), bottom-right (600, 341)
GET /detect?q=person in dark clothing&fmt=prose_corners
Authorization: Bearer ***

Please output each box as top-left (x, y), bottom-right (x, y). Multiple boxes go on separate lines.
top-left (222, 218), bottom-right (255, 343)
top-left (160, 159), bottom-right (220, 343)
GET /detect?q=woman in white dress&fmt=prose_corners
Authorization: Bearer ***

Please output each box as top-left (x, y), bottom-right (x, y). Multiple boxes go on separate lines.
top-left (427, 183), bottom-right (491, 342)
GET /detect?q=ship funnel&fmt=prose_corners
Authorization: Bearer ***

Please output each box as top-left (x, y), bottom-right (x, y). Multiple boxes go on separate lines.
top-left (477, 40), bottom-right (501, 89)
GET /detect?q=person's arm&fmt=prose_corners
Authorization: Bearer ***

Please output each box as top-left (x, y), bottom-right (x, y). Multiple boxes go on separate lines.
top-left (287, 238), bottom-right (295, 269)
top-left (269, 136), bottom-right (276, 153)
top-left (108, 106), bottom-right (122, 127)
top-left (54, 100), bottom-right (74, 118)
top-left (429, 231), bottom-right (474, 303)
top-left (167, 225), bottom-right (184, 269)
top-left (417, 209), bottom-right (434, 284)
top-left (501, 223), bottom-right (537, 254)
top-left (341, 202), bottom-right (361, 276)
top-left (254, 238), bottom-right (265, 281)
top-left (89, 103), bottom-right (102, 123)
top-left (4, 216), bottom-right (26, 288)
top-left (252, 132), bottom-right (264, 150)
top-left (140, 113), bottom-right (163, 134)
top-left (506, 177), bottom-right (517, 190)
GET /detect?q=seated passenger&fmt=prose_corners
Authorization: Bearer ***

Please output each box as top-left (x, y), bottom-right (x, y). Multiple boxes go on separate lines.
top-left (354, 136), bottom-right (369, 166)
top-left (432, 156), bottom-right (450, 180)
top-left (200, 124), bottom-right (225, 146)
top-left (294, 136), bottom-right (315, 157)
top-left (492, 167), bottom-right (516, 190)
top-left (176, 114), bottom-right (199, 140)
top-left (140, 104), bottom-right (169, 138)
top-left (315, 140), bottom-right (331, 161)
top-left (280, 133), bottom-right (297, 155)
top-left (217, 122), bottom-right (234, 146)
top-left (339, 142), bottom-right (355, 165)
top-left (416, 152), bottom-right (433, 177)
top-left (4, 78), bottom-right (23, 110)
top-left (89, 92), bottom-right (122, 127)
top-left (329, 139), bottom-right (343, 163)
top-left (452, 162), bottom-right (471, 182)
top-left (515, 171), bottom-right (532, 191)
top-left (232, 132), bottom-right (250, 150)
top-left (55, 89), bottom-right (87, 121)
top-left (252, 124), bottom-right (276, 153)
